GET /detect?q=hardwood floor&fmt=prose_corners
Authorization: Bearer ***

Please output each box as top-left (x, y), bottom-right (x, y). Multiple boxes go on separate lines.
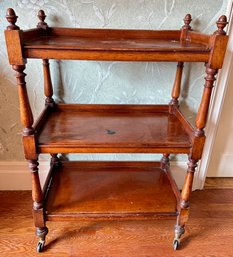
top-left (0, 189), bottom-right (233, 257)
top-left (205, 177), bottom-right (233, 189)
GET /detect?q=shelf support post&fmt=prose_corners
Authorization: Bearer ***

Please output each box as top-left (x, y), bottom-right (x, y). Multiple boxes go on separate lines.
top-left (37, 10), bottom-right (55, 107)
top-left (170, 62), bottom-right (184, 107)
top-left (42, 59), bottom-right (55, 107)
top-left (161, 153), bottom-right (170, 169)
top-left (12, 65), bottom-right (34, 136)
top-left (29, 159), bottom-right (48, 245)
top-left (174, 157), bottom-right (197, 243)
top-left (12, 64), bottom-right (38, 160)
top-left (195, 65), bottom-right (218, 137)
top-left (170, 14), bottom-right (192, 112)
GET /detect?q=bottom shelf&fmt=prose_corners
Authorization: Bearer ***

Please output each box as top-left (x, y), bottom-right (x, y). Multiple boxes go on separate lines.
top-left (45, 161), bottom-right (179, 220)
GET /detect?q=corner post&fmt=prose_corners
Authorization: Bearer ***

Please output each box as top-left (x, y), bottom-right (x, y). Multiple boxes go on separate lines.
top-left (195, 66), bottom-right (218, 136)
top-left (173, 15), bottom-right (229, 250)
top-left (170, 14), bottom-right (192, 112)
top-left (37, 10), bottom-right (55, 107)
top-left (5, 9), bottom-right (48, 252)
top-left (13, 65), bottom-right (34, 135)
top-left (174, 157), bottom-right (197, 249)
top-left (195, 15), bottom-right (228, 138)
top-left (42, 59), bottom-right (55, 106)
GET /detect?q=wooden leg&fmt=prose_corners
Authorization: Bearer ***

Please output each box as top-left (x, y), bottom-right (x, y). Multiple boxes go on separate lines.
top-left (29, 159), bottom-right (48, 252)
top-left (36, 227), bottom-right (48, 252)
top-left (161, 153), bottom-right (170, 169)
top-left (173, 158), bottom-right (197, 250)
top-left (51, 153), bottom-right (61, 167)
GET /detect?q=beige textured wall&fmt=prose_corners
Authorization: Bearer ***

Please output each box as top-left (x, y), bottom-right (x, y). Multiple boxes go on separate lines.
top-left (0, 0), bottom-right (229, 161)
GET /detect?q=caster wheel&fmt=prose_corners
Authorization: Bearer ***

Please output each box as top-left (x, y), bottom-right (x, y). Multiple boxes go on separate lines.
top-left (173, 239), bottom-right (180, 250)
top-left (36, 240), bottom-right (45, 253)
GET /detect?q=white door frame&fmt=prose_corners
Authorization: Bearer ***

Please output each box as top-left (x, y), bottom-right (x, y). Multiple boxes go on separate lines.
top-left (194, 0), bottom-right (233, 189)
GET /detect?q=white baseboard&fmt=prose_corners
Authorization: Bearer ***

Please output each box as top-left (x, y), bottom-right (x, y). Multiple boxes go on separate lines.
top-left (0, 162), bottom-right (49, 190)
top-left (0, 161), bottom-right (201, 190)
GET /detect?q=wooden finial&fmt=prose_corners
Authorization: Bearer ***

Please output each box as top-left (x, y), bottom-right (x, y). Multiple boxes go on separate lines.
top-left (182, 14), bottom-right (192, 30)
top-left (215, 15), bottom-right (228, 35)
top-left (37, 10), bottom-right (48, 29)
top-left (6, 8), bottom-right (19, 30)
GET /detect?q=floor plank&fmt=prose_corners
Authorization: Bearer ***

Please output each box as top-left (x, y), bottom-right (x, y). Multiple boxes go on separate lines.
top-left (205, 177), bottom-right (233, 189)
top-left (0, 190), bottom-right (233, 257)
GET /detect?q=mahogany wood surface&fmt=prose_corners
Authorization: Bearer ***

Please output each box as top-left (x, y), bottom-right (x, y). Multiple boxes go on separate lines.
top-left (24, 48), bottom-right (211, 62)
top-left (20, 27), bottom-right (213, 62)
top-left (37, 104), bottom-right (191, 153)
top-left (45, 161), bottom-right (177, 220)
top-left (24, 35), bottom-right (209, 52)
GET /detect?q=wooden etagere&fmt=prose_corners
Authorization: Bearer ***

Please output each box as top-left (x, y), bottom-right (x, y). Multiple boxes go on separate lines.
top-left (4, 8), bottom-right (228, 252)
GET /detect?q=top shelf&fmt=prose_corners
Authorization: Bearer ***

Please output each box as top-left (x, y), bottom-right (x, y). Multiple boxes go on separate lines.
top-left (21, 28), bottom-right (211, 62)
top-left (4, 9), bottom-right (228, 66)
top-left (24, 28), bottom-right (210, 52)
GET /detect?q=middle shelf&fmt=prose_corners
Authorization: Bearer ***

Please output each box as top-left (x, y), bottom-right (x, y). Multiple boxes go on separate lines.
top-left (35, 104), bottom-right (193, 154)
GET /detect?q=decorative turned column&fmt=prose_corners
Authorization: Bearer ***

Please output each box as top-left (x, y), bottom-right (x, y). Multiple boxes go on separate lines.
top-left (195, 66), bottom-right (217, 136)
top-left (29, 160), bottom-right (43, 210)
top-left (12, 65), bottom-right (34, 136)
top-left (29, 159), bottom-right (48, 245)
top-left (6, 9), bottom-right (33, 136)
top-left (196, 15), bottom-right (228, 133)
top-left (42, 59), bottom-right (55, 106)
top-left (180, 158), bottom-right (197, 209)
top-left (174, 157), bottom-right (197, 244)
top-left (37, 10), bottom-right (54, 106)
top-left (170, 14), bottom-right (192, 110)
top-left (170, 62), bottom-right (184, 106)
top-left (195, 16), bottom-right (228, 136)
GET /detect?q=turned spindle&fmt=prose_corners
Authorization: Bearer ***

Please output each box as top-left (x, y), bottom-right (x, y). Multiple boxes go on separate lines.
top-left (42, 59), bottom-right (54, 105)
top-left (170, 62), bottom-right (184, 106)
top-left (174, 157), bottom-right (197, 243)
top-left (12, 65), bottom-right (34, 136)
top-left (6, 8), bottom-right (19, 30)
top-left (29, 160), bottom-right (43, 210)
top-left (37, 10), bottom-right (48, 29)
top-left (171, 14), bottom-right (192, 109)
top-left (195, 65), bottom-right (217, 136)
top-left (214, 15), bottom-right (228, 35)
top-left (180, 158), bottom-right (197, 208)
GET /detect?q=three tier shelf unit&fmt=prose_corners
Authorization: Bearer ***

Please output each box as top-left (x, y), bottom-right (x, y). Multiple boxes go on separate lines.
top-left (5, 8), bottom-right (228, 252)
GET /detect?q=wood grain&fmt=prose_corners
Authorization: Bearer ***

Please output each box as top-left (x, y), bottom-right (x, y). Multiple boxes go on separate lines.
top-left (37, 104), bottom-right (191, 153)
top-left (4, 10), bottom-right (230, 255)
top-left (1, 189), bottom-right (233, 256)
top-left (24, 35), bottom-right (209, 52)
top-left (45, 161), bottom-right (177, 219)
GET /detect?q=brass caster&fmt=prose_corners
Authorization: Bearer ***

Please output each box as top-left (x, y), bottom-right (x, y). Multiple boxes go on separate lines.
top-left (173, 239), bottom-right (180, 250)
top-left (36, 239), bottom-right (45, 253)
